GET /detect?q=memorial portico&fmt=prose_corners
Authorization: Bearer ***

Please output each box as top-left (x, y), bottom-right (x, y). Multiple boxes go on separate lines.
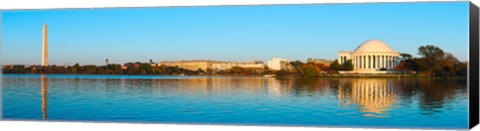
top-left (338, 39), bottom-right (400, 73)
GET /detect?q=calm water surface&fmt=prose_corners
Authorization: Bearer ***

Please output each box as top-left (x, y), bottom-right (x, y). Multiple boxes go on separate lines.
top-left (1, 74), bottom-right (468, 129)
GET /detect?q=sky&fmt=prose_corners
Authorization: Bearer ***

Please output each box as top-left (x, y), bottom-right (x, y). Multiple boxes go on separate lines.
top-left (1, 2), bottom-right (470, 65)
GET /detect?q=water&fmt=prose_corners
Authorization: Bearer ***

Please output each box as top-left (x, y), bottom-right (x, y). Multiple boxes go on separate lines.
top-left (1, 74), bottom-right (469, 129)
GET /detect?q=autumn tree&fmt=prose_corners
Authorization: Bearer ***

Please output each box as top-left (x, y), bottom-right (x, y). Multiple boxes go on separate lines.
top-left (299, 62), bottom-right (320, 78)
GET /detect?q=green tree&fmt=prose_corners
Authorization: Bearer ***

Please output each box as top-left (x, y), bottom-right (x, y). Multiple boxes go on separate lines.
top-left (139, 63), bottom-right (152, 75)
top-left (329, 59), bottom-right (353, 71)
top-left (71, 63), bottom-right (80, 74)
top-left (165, 66), bottom-right (175, 74)
top-left (83, 65), bottom-right (98, 74)
top-left (329, 60), bottom-right (341, 71)
top-left (340, 60), bottom-right (354, 71)
top-left (400, 53), bottom-right (413, 61)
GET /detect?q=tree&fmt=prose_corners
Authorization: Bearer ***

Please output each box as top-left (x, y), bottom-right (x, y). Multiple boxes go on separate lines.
top-left (165, 66), bottom-right (175, 74)
top-left (196, 68), bottom-right (205, 74)
top-left (417, 45), bottom-right (445, 74)
top-left (400, 53), bottom-right (413, 61)
top-left (229, 66), bottom-right (244, 74)
top-left (205, 68), bottom-right (213, 75)
top-left (329, 59), bottom-right (353, 71)
top-left (441, 53), bottom-right (459, 76)
top-left (316, 63), bottom-right (330, 73)
top-left (418, 45), bottom-right (445, 61)
top-left (138, 63), bottom-right (152, 75)
top-left (289, 60), bottom-right (305, 76)
top-left (113, 64), bottom-right (122, 74)
top-left (83, 65), bottom-right (98, 74)
top-left (416, 45), bottom-right (464, 77)
top-left (395, 61), bottom-right (415, 74)
top-left (329, 60), bottom-right (341, 71)
top-left (340, 60), bottom-right (354, 71)
top-left (71, 63), bottom-right (80, 74)
top-left (453, 61), bottom-right (467, 77)
top-left (300, 62), bottom-right (320, 78)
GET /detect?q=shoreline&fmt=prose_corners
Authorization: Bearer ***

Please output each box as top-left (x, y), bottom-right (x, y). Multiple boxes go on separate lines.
top-left (1, 73), bottom-right (467, 79)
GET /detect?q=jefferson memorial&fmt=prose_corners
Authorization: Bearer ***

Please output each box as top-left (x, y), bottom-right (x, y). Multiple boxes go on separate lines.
top-left (338, 39), bottom-right (400, 73)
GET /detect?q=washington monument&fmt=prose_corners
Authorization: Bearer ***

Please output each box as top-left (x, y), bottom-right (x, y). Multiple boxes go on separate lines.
top-left (42, 23), bottom-right (48, 66)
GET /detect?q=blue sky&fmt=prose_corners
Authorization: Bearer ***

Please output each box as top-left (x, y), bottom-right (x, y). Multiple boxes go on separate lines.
top-left (1, 2), bottom-right (470, 65)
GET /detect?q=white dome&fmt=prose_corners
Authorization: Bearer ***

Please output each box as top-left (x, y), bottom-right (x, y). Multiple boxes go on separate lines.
top-left (354, 39), bottom-right (394, 52)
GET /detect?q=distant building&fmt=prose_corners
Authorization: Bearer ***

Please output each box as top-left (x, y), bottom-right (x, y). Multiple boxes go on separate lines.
top-left (267, 58), bottom-right (291, 71)
top-left (306, 58), bottom-right (334, 65)
top-left (212, 61), bottom-right (264, 71)
top-left (158, 60), bottom-right (264, 71)
top-left (338, 39), bottom-right (400, 73)
top-left (158, 60), bottom-right (214, 71)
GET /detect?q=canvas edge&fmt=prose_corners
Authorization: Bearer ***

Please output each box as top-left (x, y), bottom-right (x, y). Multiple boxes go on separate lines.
top-left (0, 1), bottom-right (476, 130)
top-left (469, 1), bottom-right (479, 130)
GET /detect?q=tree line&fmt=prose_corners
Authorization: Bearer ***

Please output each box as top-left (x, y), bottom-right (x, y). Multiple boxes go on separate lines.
top-left (2, 62), bottom-right (266, 75)
top-left (394, 45), bottom-right (467, 77)
top-left (2, 45), bottom-right (468, 77)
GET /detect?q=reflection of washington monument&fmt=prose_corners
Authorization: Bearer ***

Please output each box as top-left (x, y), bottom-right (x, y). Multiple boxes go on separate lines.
top-left (338, 79), bottom-right (396, 117)
top-left (41, 75), bottom-right (48, 120)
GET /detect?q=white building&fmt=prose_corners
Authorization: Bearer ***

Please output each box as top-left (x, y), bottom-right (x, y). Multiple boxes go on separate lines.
top-left (338, 39), bottom-right (400, 73)
top-left (212, 61), bottom-right (264, 71)
top-left (267, 58), bottom-right (290, 71)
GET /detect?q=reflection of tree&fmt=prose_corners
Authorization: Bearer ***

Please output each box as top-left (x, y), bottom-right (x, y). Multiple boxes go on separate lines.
top-left (289, 78), bottom-right (332, 96)
top-left (336, 79), bottom-right (396, 118)
top-left (391, 79), bottom-right (416, 104)
top-left (41, 75), bottom-right (48, 120)
top-left (417, 79), bottom-right (459, 115)
top-left (391, 78), bottom-right (466, 116)
top-left (335, 79), bottom-right (352, 106)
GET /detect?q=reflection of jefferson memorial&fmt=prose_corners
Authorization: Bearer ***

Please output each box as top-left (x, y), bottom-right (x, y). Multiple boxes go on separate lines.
top-left (338, 79), bottom-right (396, 117)
top-left (338, 39), bottom-right (400, 73)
